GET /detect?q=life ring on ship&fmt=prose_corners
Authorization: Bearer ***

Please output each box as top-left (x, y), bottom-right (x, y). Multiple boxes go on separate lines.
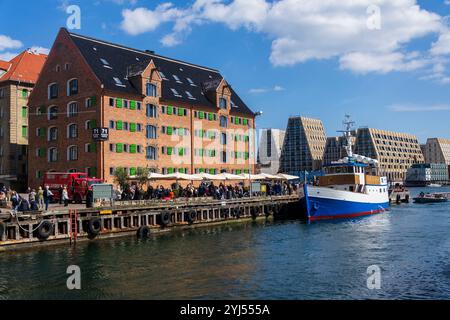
top-left (160, 211), bottom-right (171, 226)
top-left (87, 218), bottom-right (102, 237)
top-left (37, 220), bottom-right (54, 240)
top-left (312, 202), bottom-right (320, 211)
top-left (137, 226), bottom-right (151, 239)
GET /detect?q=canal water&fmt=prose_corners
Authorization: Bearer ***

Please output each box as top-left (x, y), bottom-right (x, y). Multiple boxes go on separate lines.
top-left (1, 187), bottom-right (450, 300)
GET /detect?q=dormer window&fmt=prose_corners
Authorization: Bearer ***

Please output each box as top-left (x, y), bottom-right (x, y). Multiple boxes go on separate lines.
top-left (146, 83), bottom-right (157, 97)
top-left (219, 97), bottom-right (227, 109)
top-left (185, 91), bottom-right (196, 100)
top-left (113, 77), bottom-right (126, 87)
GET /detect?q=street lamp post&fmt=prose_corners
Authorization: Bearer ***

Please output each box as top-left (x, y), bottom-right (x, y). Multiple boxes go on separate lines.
top-left (249, 111), bottom-right (263, 197)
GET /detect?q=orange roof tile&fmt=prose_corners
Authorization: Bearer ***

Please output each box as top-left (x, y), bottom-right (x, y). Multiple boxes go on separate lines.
top-left (0, 50), bottom-right (47, 84)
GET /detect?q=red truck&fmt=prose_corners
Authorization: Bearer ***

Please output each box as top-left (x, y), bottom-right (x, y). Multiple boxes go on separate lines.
top-left (43, 172), bottom-right (103, 203)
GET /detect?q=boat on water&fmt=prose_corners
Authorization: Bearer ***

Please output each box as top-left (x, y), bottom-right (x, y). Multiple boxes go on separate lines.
top-left (413, 192), bottom-right (448, 204)
top-left (301, 116), bottom-right (389, 221)
top-left (427, 183), bottom-right (442, 188)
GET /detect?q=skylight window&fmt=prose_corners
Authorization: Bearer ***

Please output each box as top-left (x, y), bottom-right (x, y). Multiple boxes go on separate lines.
top-left (100, 58), bottom-right (112, 69)
top-left (170, 88), bottom-right (182, 97)
top-left (179, 67), bottom-right (184, 72)
top-left (113, 77), bottom-right (125, 87)
top-left (186, 77), bottom-right (196, 86)
top-left (93, 47), bottom-right (97, 51)
top-left (185, 91), bottom-right (196, 100)
top-left (172, 75), bottom-right (182, 83)
top-left (159, 71), bottom-right (168, 80)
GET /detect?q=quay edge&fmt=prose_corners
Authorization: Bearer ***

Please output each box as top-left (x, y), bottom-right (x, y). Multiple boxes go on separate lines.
top-left (0, 195), bottom-right (299, 252)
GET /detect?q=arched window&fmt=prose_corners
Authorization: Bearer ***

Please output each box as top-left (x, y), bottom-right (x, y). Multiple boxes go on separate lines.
top-left (48, 106), bottom-right (58, 120)
top-left (48, 126), bottom-right (58, 141)
top-left (146, 125), bottom-right (157, 139)
top-left (146, 83), bottom-right (157, 97)
top-left (48, 83), bottom-right (58, 99)
top-left (67, 123), bottom-right (78, 138)
top-left (146, 146), bottom-right (157, 160)
top-left (67, 145), bottom-right (78, 161)
top-left (48, 147), bottom-right (57, 162)
top-left (67, 78), bottom-right (78, 96)
top-left (67, 102), bottom-right (78, 117)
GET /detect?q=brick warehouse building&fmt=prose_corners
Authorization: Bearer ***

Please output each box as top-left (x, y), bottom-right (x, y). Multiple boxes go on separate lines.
top-left (28, 28), bottom-right (256, 188)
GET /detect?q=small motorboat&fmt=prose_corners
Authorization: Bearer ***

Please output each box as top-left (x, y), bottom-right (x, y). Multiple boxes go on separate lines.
top-left (413, 192), bottom-right (448, 204)
top-left (427, 183), bottom-right (442, 188)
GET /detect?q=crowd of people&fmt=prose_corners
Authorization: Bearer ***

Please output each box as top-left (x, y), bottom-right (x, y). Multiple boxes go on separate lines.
top-left (115, 181), bottom-right (297, 201)
top-left (0, 180), bottom-right (297, 212)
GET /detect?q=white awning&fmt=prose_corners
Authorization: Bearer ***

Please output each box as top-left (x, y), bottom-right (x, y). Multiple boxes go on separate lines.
top-left (196, 173), bottom-right (226, 180)
top-left (276, 173), bottom-right (300, 180)
top-left (161, 172), bottom-right (202, 181)
top-left (239, 173), bottom-right (266, 180)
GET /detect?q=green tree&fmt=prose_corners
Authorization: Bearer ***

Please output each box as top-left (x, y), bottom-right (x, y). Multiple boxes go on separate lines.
top-left (113, 167), bottom-right (129, 189)
top-left (136, 167), bottom-right (150, 188)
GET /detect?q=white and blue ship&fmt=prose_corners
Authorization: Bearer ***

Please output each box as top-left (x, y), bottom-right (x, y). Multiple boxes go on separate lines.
top-left (302, 117), bottom-right (389, 221)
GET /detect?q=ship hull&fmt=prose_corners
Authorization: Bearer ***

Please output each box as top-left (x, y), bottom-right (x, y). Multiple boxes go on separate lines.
top-left (303, 185), bottom-right (389, 221)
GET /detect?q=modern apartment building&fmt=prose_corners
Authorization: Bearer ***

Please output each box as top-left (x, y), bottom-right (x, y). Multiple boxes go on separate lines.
top-left (0, 50), bottom-right (47, 190)
top-left (422, 138), bottom-right (450, 165)
top-left (28, 28), bottom-right (255, 187)
top-left (322, 133), bottom-right (356, 165)
top-left (279, 117), bottom-right (326, 176)
top-left (353, 128), bottom-right (424, 182)
top-left (258, 128), bottom-right (285, 174)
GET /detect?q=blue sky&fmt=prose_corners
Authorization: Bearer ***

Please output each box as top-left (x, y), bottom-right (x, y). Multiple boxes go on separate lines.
top-left (1, 0), bottom-right (450, 142)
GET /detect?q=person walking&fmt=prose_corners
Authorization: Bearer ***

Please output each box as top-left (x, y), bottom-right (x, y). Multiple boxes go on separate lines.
top-left (62, 187), bottom-right (69, 207)
top-left (37, 186), bottom-right (44, 209)
top-left (58, 185), bottom-right (64, 205)
top-left (43, 186), bottom-right (53, 211)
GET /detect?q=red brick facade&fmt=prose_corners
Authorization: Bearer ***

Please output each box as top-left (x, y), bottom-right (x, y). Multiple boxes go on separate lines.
top-left (28, 29), bottom-right (255, 188)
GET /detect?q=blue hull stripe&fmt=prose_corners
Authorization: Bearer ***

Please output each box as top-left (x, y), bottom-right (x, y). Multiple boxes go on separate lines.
top-left (308, 196), bottom-right (389, 219)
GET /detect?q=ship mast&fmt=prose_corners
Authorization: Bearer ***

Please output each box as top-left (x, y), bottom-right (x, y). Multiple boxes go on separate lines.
top-left (337, 115), bottom-right (355, 157)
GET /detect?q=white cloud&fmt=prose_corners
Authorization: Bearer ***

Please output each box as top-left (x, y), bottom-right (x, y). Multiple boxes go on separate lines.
top-left (388, 104), bottom-right (450, 112)
top-left (0, 35), bottom-right (23, 51)
top-left (0, 52), bottom-right (17, 61)
top-left (29, 46), bottom-right (50, 55)
top-left (249, 85), bottom-right (285, 94)
top-left (120, 0), bottom-right (448, 76)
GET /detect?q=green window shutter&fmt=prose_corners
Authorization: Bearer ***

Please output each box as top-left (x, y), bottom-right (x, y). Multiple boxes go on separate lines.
top-left (244, 169), bottom-right (249, 174)
top-left (22, 107), bottom-right (27, 118)
top-left (235, 117), bottom-right (239, 125)
top-left (116, 143), bottom-right (123, 153)
top-left (38, 148), bottom-right (46, 157)
top-left (116, 99), bottom-right (123, 108)
top-left (167, 126), bottom-right (173, 135)
top-left (88, 120), bottom-right (97, 129)
top-left (168, 167), bottom-right (174, 174)
top-left (91, 96), bottom-right (97, 106)
top-left (243, 119), bottom-right (248, 125)
top-left (129, 100), bottom-right (136, 110)
top-left (167, 147), bottom-right (173, 155)
top-left (200, 168), bottom-right (205, 173)
top-left (130, 122), bottom-right (136, 132)
top-left (209, 169), bottom-right (214, 174)
top-left (199, 112), bottom-right (204, 119)
top-left (130, 144), bottom-right (137, 154)
top-left (22, 89), bottom-right (27, 98)
top-left (208, 113), bottom-right (214, 121)
top-left (178, 108), bottom-right (184, 116)
top-left (129, 167), bottom-right (137, 176)
top-left (167, 106), bottom-right (173, 115)
top-left (178, 128), bottom-right (184, 136)
top-left (116, 121), bottom-right (123, 130)
top-left (91, 143), bottom-right (97, 153)
top-left (21, 126), bottom-right (27, 138)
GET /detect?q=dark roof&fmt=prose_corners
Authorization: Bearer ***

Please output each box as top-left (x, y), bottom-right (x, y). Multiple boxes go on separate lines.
top-left (68, 31), bottom-right (253, 116)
